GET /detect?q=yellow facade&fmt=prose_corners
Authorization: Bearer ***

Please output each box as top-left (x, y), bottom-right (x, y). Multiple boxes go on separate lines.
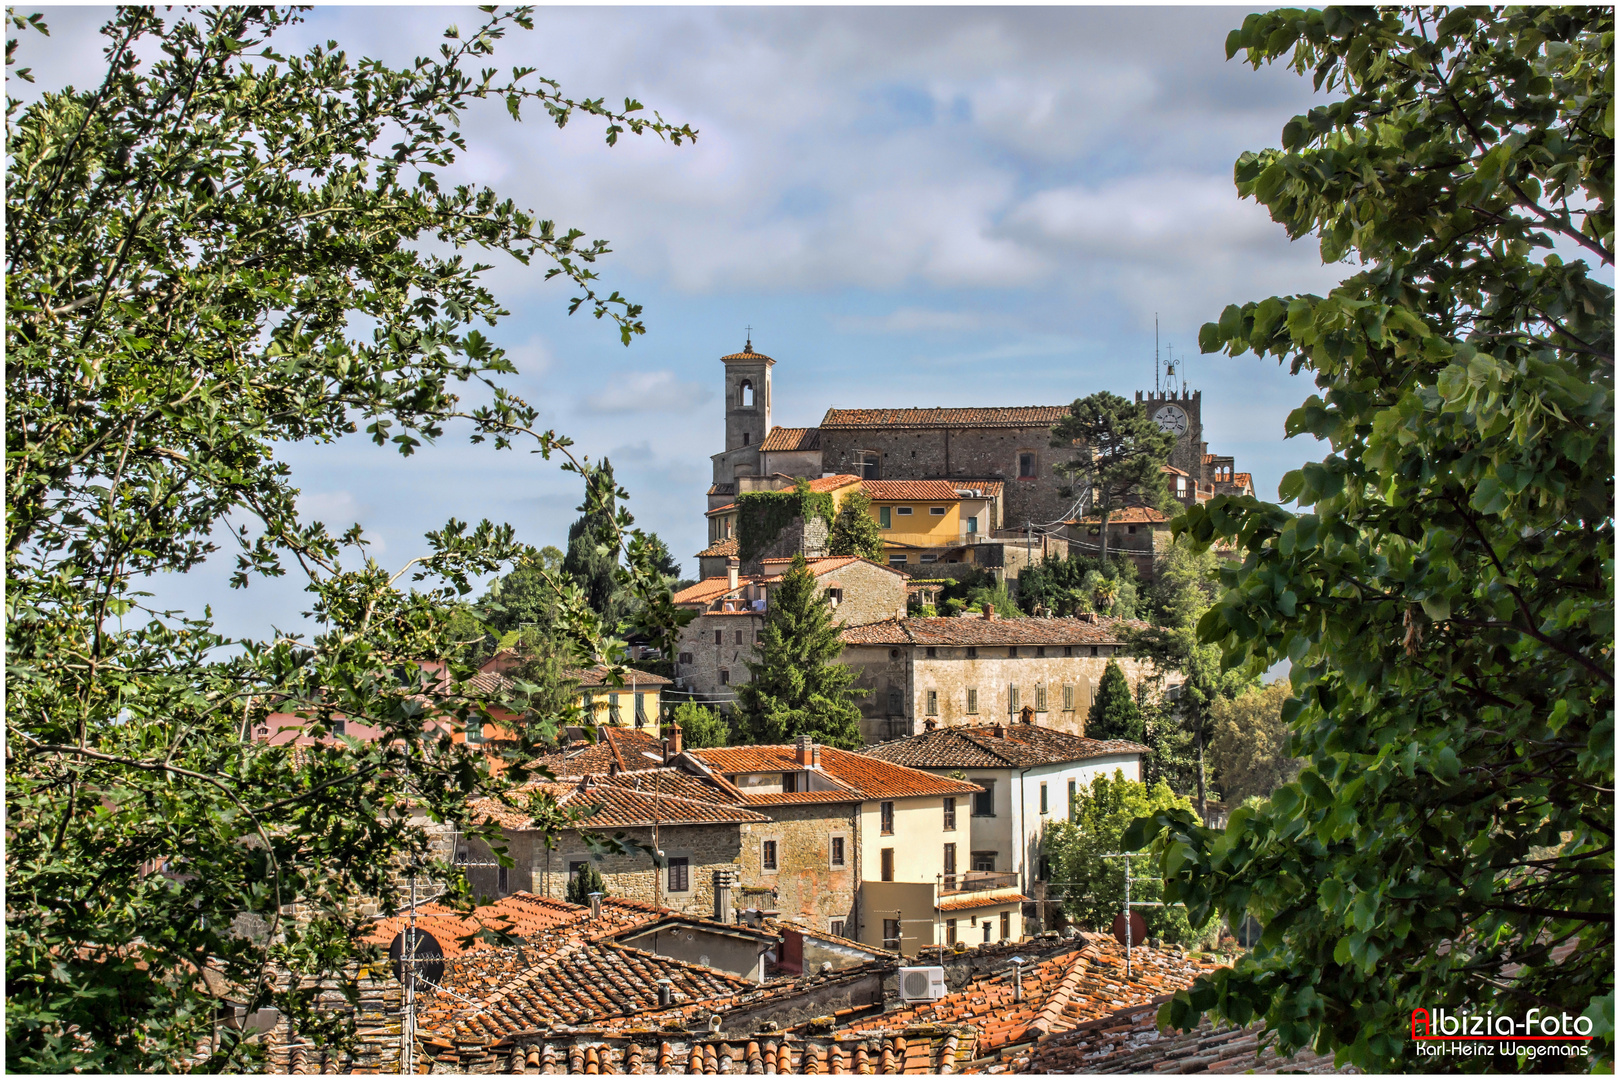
top-left (872, 499), bottom-right (963, 544)
top-left (577, 685), bottom-right (663, 734)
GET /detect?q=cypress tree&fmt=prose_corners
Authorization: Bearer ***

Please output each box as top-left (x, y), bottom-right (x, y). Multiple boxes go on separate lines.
top-left (562, 460), bottom-right (631, 625)
top-left (735, 555), bottom-right (865, 749)
top-left (565, 860), bottom-right (609, 905)
top-left (1086, 660), bottom-right (1144, 742)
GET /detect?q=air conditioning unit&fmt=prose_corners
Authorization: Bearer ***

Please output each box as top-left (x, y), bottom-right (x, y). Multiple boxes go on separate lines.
top-left (897, 966), bottom-right (947, 1002)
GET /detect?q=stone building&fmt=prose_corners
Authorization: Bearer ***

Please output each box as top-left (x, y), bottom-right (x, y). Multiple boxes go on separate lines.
top-left (671, 555), bottom-right (908, 710)
top-left (838, 613), bottom-right (1178, 742)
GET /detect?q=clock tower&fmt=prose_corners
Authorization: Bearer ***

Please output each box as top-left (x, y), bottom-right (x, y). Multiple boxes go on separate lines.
top-left (1135, 388), bottom-right (1205, 479)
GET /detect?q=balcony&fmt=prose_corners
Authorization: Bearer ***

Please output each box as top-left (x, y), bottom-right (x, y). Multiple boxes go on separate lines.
top-left (939, 870), bottom-right (1019, 895)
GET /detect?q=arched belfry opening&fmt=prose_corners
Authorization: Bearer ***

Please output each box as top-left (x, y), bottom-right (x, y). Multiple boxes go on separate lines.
top-left (739, 380), bottom-right (754, 408)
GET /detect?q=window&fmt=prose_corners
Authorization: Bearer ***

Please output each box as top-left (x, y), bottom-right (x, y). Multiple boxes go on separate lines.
top-left (946, 918), bottom-right (958, 946)
top-left (668, 857), bottom-right (690, 892)
top-left (826, 588), bottom-right (842, 604)
top-left (965, 646), bottom-right (977, 659)
top-left (943, 797), bottom-right (957, 830)
top-left (1007, 646), bottom-right (1018, 658)
top-left (972, 782), bottom-right (995, 817)
top-left (332, 719), bottom-right (346, 737)
top-left (966, 688), bottom-right (978, 714)
top-left (762, 840), bottom-right (778, 871)
top-left (635, 693), bottom-right (648, 727)
top-left (609, 693), bottom-right (621, 722)
top-left (965, 515), bottom-right (978, 534)
top-left (883, 918), bottom-right (901, 949)
top-left (858, 451), bottom-right (881, 480)
top-left (973, 851), bottom-right (997, 872)
top-left (680, 652), bottom-right (693, 665)
top-left (830, 919), bottom-right (846, 938)
top-left (783, 772), bottom-right (799, 794)
top-left (1036, 684), bottom-right (1048, 711)
top-left (889, 554), bottom-right (908, 567)
top-left (720, 669), bottom-right (730, 685)
top-left (983, 921), bottom-right (992, 943)
top-left (879, 506), bottom-right (892, 529)
top-left (498, 865), bottom-right (509, 893)
top-left (465, 721), bottom-right (484, 745)
top-left (1001, 911), bottom-right (1011, 940)
top-left (739, 380), bottom-right (753, 407)
top-left (896, 506), bottom-right (913, 516)
top-left (881, 848), bottom-right (895, 882)
top-left (943, 842), bottom-right (957, 887)
top-left (1127, 524), bottom-right (1137, 535)
top-left (1177, 476), bottom-right (1187, 495)
top-left (742, 431), bottom-right (750, 445)
top-left (1063, 684), bottom-right (1075, 711)
top-left (714, 630), bottom-right (723, 645)
top-left (926, 690), bottom-right (938, 716)
top-left (1035, 646), bottom-right (1046, 658)
top-left (735, 630), bottom-right (745, 644)
top-left (925, 647), bottom-right (937, 658)
top-left (755, 630), bottom-right (764, 642)
top-left (1039, 855), bottom-right (1051, 881)
top-left (1019, 453), bottom-right (1036, 477)
top-left (929, 506), bottom-right (947, 516)
top-left (880, 801), bottom-right (895, 835)
top-left (1063, 646), bottom-right (1073, 657)
top-left (920, 553), bottom-right (938, 563)
top-left (1090, 645), bottom-right (1099, 657)
top-left (831, 836), bottom-right (846, 867)
top-left (569, 860), bottom-right (587, 879)
top-left (1040, 783), bottom-right (1048, 814)
top-left (1009, 686), bottom-right (1020, 712)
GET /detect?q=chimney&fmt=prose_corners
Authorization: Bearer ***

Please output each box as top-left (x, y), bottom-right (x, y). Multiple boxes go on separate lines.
top-left (656, 979), bottom-right (674, 1008)
top-left (727, 558), bottom-right (740, 591)
top-left (668, 724), bottom-right (683, 757)
top-left (795, 734), bottom-right (814, 767)
top-left (1010, 956), bottom-right (1028, 1002)
top-left (982, 603), bottom-right (995, 620)
top-left (924, 717), bottom-right (937, 731)
top-left (714, 868), bottom-right (735, 922)
top-left (811, 743), bottom-right (821, 769)
top-left (991, 722), bottom-right (1005, 738)
top-left (588, 891), bottom-right (603, 920)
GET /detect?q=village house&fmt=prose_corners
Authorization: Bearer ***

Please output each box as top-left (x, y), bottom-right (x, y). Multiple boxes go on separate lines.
top-left (671, 555), bottom-right (908, 709)
top-left (862, 478), bottom-right (1004, 577)
top-left (1056, 504), bottom-right (1174, 581)
top-left (860, 721), bottom-right (1147, 931)
top-left (838, 612), bottom-right (1176, 742)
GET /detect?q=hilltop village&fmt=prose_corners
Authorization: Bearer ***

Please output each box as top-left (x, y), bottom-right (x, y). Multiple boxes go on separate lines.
top-left (236, 343), bottom-right (1312, 1075)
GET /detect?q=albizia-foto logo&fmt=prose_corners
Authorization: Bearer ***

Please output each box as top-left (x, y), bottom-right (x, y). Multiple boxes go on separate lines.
top-left (1411, 1007), bottom-right (1594, 1060)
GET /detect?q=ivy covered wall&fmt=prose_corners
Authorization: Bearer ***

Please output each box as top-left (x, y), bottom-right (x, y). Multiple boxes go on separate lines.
top-left (737, 486), bottom-right (836, 565)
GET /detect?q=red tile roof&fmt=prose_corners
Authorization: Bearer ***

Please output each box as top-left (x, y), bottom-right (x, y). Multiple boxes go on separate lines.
top-left (759, 427), bottom-right (822, 452)
top-left (696, 537), bottom-right (739, 559)
top-left (862, 480), bottom-right (967, 501)
top-left (934, 889), bottom-right (1029, 912)
top-left (720, 346), bottom-right (775, 363)
top-left (821, 407), bottom-right (1071, 430)
top-left (471, 776), bottom-right (769, 831)
top-left (705, 502), bottom-right (738, 516)
top-left (1161, 464), bottom-right (1190, 477)
top-left (526, 727), bottom-right (670, 778)
top-left (690, 745), bottom-right (981, 801)
top-left (359, 892), bottom-right (658, 960)
top-left (840, 615), bottom-right (1142, 647)
top-left (862, 723), bottom-right (1147, 770)
top-left (935, 478), bottom-right (1005, 498)
top-left (1011, 998), bottom-right (1351, 1074)
top-left (839, 935), bottom-right (1216, 1056)
top-left (807, 473), bottom-right (863, 492)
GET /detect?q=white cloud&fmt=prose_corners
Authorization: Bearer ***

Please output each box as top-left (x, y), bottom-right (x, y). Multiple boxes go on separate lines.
top-left (580, 371), bottom-right (712, 415)
top-left (835, 307), bottom-right (994, 334)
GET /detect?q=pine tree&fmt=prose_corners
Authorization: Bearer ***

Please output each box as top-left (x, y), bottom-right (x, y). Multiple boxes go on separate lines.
top-left (1085, 660), bottom-right (1144, 742)
top-left (827, 491), bottom-right (884, 560)
top-left (562, 460), bottom-right (633, 627)
top-left (735, 555), bottom-right (865, 749)
top-left (565, 860), bottom-right (609, 905)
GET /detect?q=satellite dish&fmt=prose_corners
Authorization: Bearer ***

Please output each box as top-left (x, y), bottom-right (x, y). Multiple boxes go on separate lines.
top-left (389, 928), bottom-right (446, 987)
top-left (1111, 912), bottom-right (1148, 948)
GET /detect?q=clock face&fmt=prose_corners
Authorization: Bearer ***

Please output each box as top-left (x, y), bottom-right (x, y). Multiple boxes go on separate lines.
top-left (1153, 405), bottom-right (1188, 436)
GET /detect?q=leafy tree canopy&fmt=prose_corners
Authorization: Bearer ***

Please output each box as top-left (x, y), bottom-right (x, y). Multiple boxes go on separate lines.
top-left (1017, 553), bottom-right (1138, 618)
top-left (1207, 680), bottom-right (1301, 805)
top-left (671, 701), bottom-right (729, 749)
top-left (1127, 7), bottom-right (1614, 1073)
top-left (827, 490), bottom-right (884, 561)
top-left (734, 554), bottom-right (865, 749)
top-left (1050, 392), bottom-right (1176, 564)
top-left (4, 7), bottom-right (692, 1071)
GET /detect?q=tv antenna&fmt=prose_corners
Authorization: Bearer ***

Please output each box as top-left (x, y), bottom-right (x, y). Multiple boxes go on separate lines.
top-left (1154, 314), bottom-right (1160, 396)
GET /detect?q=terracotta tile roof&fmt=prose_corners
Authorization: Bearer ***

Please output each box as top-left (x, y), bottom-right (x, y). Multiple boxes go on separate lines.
top-left (934, 889), bottom-right (1030, 913)
top-left (862, 479), bottom-right (968, 501)
top-left (721, 346), bottom-right (775, 363)
top-left (841, 935), bottom-right (1217, 1058)
top-left (432, 1025), bottom-right (978, 1074)
top-left (1230, 472), bottom-right (1253, 489)
top-left (1161, 464), bottom-right (1190, 477)
top-left (840, 616), bottom-right (1143, 648)
top-left (863, 723), bottom-right (1147, 770)
top-left (1073, 505), bottom-right (1171, 524)
top-left (672, 577), bottom-right (743, 606)
top-left (361, 893), bottom-right (593, 958)
top-left (705, 502), bottom-right (737, 516)
top-left (708, 483), bottom-right (735, 497)
top-left (757, 555), bottom-right (908, 580)
top-left (821, 407), bottom-right (1071, 430)
top-left (807, 473), bottom-right (864, 492)
top-left (527, 727), bottom-right (670, 778)
top-left (695, 537), bottom-right (739, 559)
top-left (933, 478), bottom-right (1005, 497)
top-left (759, 427), bottom-right (823, 452)
top-left (690, 745), bottom-right (982, 801)
top-left (471, 776), bottom-right (769, 830)
top-left (566, 664), bottom-right (673, 689)
top-left (594, 766), bottom-right (740, 805)
top-left (1009, 998), bottom-right (1352, 1074)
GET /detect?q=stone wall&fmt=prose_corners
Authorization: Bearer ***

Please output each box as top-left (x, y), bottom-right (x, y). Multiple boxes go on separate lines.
top-left (819, 426), bottom-right (1077, 533)
top-left (826, 559), bottom-right (908, 628)
top-left (736, 803), bottom-right (859, 933)
top-left (523, 823), bottom-right (744, 918)
top-left (841, 642), bottom-right (1173, 742)
top-left (742, 514), bottom-right (830, 574)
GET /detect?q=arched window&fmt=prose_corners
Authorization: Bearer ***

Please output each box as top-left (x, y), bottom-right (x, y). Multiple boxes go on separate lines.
top-left (739, 380), bottom-right (754, 407)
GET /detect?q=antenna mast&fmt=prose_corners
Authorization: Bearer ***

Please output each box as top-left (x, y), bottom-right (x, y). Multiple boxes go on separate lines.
top-left (1154, 314), bottom-right (1160, 396)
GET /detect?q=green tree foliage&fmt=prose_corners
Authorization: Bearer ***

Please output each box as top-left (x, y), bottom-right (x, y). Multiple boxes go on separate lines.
top-left (735, 555), bottom-right (864, 749)
top-left (565, 860), bottom-right (610, 905)
top-left (1127, 8), bottom-right (1614, 1073)
top-left (1050, 392), bottom-right (1176, 565)
top-left (671, 701), bottom-right (729, 749)
top-left (827, 490), bottom-right (884, 560)
top-left (938, 568), bottom-right (1022, 619)
top-left (1044, 772), bottom-right (1217, 948)
top-left (4, 8), bottom-right (693, 1071)
top-left (1017, 553), bottom-right (1138, 618)
top-left (1207, 681), bottom-right (1301, 805)
top-left (1137, 690), bottom-right (1199, 794)
top-left (563, 460), bottom-right (635, 628)
top-left (1086, 661), bottom-right (1145, 743)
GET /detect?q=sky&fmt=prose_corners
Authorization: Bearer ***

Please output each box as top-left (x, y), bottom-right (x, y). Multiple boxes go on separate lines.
top-left (21, 5), bottom-right (1358, 641)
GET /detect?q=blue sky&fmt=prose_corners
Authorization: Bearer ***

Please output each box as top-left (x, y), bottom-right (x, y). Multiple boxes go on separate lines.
top-left (24, 6), bottom-right (1358, 640)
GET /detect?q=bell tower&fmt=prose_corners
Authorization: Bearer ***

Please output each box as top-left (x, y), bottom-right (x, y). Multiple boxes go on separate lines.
top-left (711, 336), bottom-right (775, 493)
top-left (1135, 388), bottom-right (1204, 476)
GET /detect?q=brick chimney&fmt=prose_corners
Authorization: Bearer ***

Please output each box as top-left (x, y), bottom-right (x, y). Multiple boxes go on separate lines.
top-left (795, 734), bottom-right (814, 767)
top-left (727, 557), bottom-right (740, 591)
top-left (982, 603), bottom-right (995, 620)
top-left (668, 723), bottom-right (683, 758)
top-left (991, 722), bottom-right (1005, 738)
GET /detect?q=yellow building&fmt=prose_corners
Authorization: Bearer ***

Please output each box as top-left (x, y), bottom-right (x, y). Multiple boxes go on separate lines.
top-left (571, 665), bottom-right (672, 733)
top-left (864, 480), bottom-right (1002, 570)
